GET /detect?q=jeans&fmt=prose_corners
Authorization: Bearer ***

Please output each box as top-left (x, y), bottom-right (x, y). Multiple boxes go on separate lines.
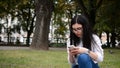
top-left (72, 54), bottom-right (99, 68)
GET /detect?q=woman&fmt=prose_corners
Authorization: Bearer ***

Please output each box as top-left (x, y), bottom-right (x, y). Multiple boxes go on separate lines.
top-left (67, 15), bottom-right (104, 68)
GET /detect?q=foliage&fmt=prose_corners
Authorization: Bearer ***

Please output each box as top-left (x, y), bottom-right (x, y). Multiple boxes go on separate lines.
top-left (94, 18), bottom-right (111, 34)
top-left (96, 0), bottom-right (120, 47)
top-left (0, 0), bottom-right (119, 48)
top-left (0, 0), bottom-right (35, 45)
top-left (52, 0), bottom-right (79, 43)
top-left (0, 0), bottom-right (28, 18)
top-left (16, 0), bottom-right (35, 45)
top-left (74, 0), bottom-right (103, 28)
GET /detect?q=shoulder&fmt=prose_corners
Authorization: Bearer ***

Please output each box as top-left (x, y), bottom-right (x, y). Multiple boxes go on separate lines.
top-left (92, 34), bottom-right (100, 40)
top-left (66, 38), bottom-right (70, 47)
top-left (92, 34), bottom-right (102, 46)
top-left (67, 38), bottom-right (70, 43)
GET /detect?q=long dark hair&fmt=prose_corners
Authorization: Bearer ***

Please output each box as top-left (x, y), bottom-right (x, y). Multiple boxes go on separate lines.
top-left (70, 15), bottom-right (93, 50)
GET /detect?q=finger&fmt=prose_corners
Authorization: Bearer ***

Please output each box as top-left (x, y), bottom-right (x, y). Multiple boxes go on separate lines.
top-left (71, 50), bottom-right (78, 54)
top-left (74, 47), bottom-right (80, 50)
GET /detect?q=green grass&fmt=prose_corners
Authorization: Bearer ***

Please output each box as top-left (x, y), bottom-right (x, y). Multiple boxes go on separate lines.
top-left (99, 48), bottom-right (120, 68)
top-left (0, 48), bottom-right (119, 68)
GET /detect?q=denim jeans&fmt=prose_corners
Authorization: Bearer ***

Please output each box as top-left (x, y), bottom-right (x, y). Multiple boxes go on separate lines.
top-left (72, 54), bottom-right (99, 68)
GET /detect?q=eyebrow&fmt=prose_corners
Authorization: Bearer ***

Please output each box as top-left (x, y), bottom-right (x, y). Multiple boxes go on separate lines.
top-left (72, 27), bottom-right (82, 29)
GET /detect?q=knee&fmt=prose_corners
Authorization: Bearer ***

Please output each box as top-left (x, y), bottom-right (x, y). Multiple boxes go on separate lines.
top-left (77, 53), bottom-right (91, 63)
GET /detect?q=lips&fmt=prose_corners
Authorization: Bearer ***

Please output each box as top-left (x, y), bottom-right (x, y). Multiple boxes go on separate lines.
top-left (76, 34), bottom-right (81, 37)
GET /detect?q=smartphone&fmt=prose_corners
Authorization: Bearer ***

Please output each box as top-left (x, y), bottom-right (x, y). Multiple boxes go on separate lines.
top-left (68, 45), bottom-right (75, 50)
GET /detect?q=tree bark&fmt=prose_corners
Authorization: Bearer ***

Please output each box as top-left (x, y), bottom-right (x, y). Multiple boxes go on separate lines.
top-left (30, 0), bottom-right (53, 50)
top-left (77, 0), bottom-right (103, 29)
top-left (111, 32), bottom-right (116, 48)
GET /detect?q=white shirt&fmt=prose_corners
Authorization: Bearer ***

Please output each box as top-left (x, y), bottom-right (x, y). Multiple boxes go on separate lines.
top-left (67, 34), bottom-right (104, 64)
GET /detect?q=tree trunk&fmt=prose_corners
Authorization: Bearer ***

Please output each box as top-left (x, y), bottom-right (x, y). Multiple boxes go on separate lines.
top-left (111, 32), bottom-right (116, 48)
top-left (6, 17), bottom-right (10, 44)
top-left (26, 31), bottom-right (31, 46)
top-left (26, 14), bottom-right (36, 46)
top-left (77, 0), bottom-right (103, 29)
top-left (30, 0), bottom-right (53, 50)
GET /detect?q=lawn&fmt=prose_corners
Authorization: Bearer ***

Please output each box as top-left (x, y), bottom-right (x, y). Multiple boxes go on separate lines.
top-left (0, 48), bottom-right (119, 68)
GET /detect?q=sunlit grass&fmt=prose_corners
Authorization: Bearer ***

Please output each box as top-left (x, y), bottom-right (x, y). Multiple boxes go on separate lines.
top-left (0, 48), bottom-right (119, 68)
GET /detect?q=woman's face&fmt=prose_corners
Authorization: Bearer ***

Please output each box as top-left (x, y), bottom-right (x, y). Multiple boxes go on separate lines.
top-left (72, 23), bottom-right (83, 38)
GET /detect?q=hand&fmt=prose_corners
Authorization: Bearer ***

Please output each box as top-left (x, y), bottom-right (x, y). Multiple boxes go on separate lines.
top-left (69, 47), bottom-right (76, 56)
top-left (70, 47), bottom-right (88, 55)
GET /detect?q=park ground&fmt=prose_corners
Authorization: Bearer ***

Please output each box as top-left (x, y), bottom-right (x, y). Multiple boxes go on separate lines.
top-left (0, 46), bottom-right (120, 68)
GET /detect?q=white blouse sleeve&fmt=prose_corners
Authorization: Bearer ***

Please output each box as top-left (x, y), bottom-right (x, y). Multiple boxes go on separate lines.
top-left (66, 39), bottom-right (72, 64)
top-left (66, 38), bottom-right (76, 64)
top-left (92, 35), bottom-right (104, 63)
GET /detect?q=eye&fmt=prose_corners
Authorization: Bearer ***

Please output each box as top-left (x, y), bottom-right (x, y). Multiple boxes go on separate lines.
top-left (72, 27), bottom-right (83, 32)
top-left (72, 29), bottom-right (77, 31)
top-left (77, 27), bottom-right (82, 30)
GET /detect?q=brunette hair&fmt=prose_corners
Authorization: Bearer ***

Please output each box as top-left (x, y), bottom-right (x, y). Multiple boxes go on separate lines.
top-left (70, 15), bottom-right (94, 50)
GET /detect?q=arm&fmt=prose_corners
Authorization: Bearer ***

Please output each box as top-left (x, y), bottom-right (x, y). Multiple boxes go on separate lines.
top-left (70, 35), bottom-right (103, 62)
top-left (70, 46), bottom-right (103, 62)
top-left (70, 47), bottom-right (98, 61)
top-left (80, 35), bottom-right (103, 62)
top-left (68, 51), bottom-right (75, 63)
top-left (91, 35), bottom-right (104, 62)
top-left (67, 39), bottom-right (76, 64)
top-left (87, 50), bottom-right (98, 61)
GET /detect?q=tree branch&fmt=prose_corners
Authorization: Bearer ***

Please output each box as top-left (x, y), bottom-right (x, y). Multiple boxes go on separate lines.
top-left (96, 0), bottom-right (103, 10)
top-left (77, 0), bottom-right (89, 18)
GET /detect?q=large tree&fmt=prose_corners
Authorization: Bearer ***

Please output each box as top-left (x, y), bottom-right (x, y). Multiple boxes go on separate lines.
top-left (16, 0), bottom-right (35, 46)
top-left (94, 0), bottom-right (120, 47)
top-left (30, 0), bottom-right (53, 50)
top-left (101, 0), bottom-right (120, 47)
top-left (76, 0), bottom-right (103, 29)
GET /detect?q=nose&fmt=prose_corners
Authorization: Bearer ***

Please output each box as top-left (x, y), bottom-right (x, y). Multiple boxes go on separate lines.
top-left (74, 31), bottom-right (81, 35)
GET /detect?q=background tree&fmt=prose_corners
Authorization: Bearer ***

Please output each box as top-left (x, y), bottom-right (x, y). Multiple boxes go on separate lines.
top-left (0, 0), bottom-right (35, 45)
top-left (0, 0), bottom-right (22, 44)
top-left (52, 0), bottom-right (71, 44)
top-left (51, 0), bottom-right (80, 44)
top-left (0, 0), bottom-right (119, 49)
top-left (30, 0), bottom-right (53, 50)
top-left (97, 0), bottom-right (120, 47)
top-left (75, 0), bottom-right (103, 29)
top-left (16, 0), bottom-right (35, 46)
